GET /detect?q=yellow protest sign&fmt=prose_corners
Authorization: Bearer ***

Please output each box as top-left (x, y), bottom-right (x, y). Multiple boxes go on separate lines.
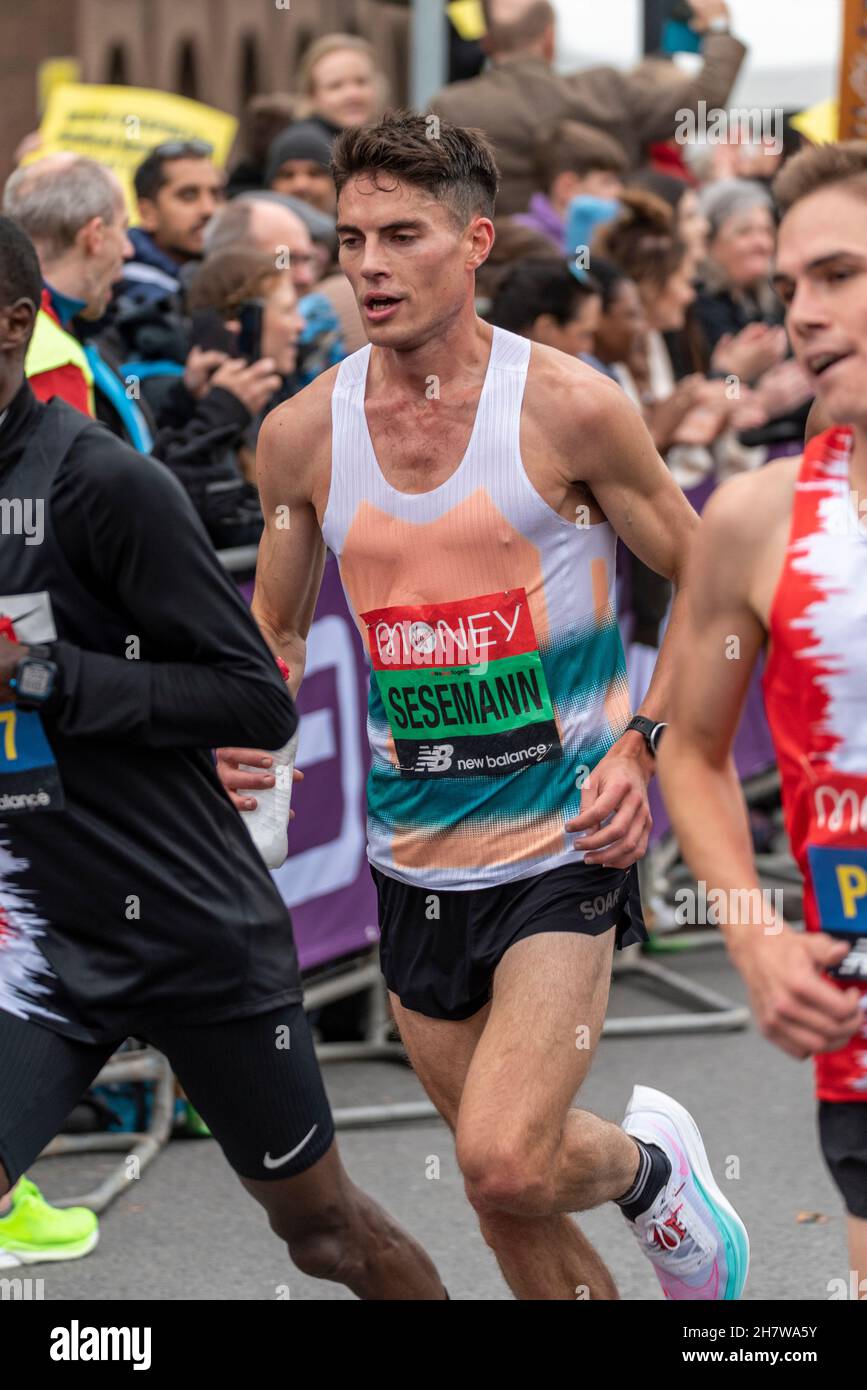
top-left (29, 84), bottom-right (237, 219)
top-left (790, 99), bottom-right (839, 146)
top-left (447, 1), bottom-right (486, 42)
top-left (37, 59), bottom-right (82, 116)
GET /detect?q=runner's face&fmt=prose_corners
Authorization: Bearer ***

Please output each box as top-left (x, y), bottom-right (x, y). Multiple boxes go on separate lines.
top-left (775, 188), bottom-right (867, 428)
top-left (140, 159), bottom-right (225, 259)
top-left (337, 175), bottom-right (492, 349)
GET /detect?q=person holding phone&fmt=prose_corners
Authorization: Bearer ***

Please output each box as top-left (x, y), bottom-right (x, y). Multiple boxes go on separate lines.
top-left (187, 249), bottom-right (304, 383)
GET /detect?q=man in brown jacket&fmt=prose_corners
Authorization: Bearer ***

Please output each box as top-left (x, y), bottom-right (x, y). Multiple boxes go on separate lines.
top-left (432, 0), bottom-right (747, 216)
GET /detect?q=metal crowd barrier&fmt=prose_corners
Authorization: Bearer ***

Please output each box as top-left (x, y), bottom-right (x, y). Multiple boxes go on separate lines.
top-left (39, 1048), bottom-right (175, 1214)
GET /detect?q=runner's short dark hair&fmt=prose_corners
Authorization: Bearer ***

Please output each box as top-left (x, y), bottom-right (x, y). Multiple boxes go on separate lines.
top-left (774, 139), bottom-right (867, 215)
top-left (331, 110), bottom-right (499, 227)
top-left (0, 215), bottom-right (43, 313)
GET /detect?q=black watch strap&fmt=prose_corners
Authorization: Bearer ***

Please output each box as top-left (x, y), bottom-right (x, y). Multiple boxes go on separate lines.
top-left (12, 645), bottom-right (61, 711)
top-left (625, 714), bottom-right (668, 757)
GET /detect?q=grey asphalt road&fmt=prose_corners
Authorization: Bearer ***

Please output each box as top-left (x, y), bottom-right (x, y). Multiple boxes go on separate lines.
top-left (25, 947), bottom-right (848, 1302)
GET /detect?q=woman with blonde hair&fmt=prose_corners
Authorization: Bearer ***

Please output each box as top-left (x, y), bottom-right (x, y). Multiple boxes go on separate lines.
top-left (297, 33), bottom-right (386, 138)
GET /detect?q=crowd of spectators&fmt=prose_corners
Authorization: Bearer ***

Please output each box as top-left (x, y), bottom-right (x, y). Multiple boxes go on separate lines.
top-left (2, 0), bottom-right (814, 603)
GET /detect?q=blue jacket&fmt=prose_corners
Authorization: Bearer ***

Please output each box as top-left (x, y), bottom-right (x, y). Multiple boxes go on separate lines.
top-left (117, 228), bottom-right (184, 309)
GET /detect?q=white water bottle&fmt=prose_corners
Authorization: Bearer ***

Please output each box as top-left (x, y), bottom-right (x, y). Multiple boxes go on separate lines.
top-left (240, 728), bottom-right (300, 869)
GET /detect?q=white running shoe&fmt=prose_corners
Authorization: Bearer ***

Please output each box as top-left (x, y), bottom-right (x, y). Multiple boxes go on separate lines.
top-left (621, 1084), bottom-right (750, 1300)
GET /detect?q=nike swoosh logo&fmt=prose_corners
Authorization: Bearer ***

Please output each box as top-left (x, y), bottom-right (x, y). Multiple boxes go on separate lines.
top-left (263, 1123), bottom-right (319, 1170)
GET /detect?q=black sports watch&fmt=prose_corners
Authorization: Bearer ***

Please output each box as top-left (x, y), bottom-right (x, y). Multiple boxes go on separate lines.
top-left (624, 714), bottom-right (668, 758)
top-left (10, 645), bottom-right (61, 711)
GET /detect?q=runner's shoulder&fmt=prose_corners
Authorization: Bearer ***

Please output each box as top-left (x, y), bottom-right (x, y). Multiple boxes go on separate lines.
top-left (699, 456), bottom-right (800, 556)
top-left (256, 365), bottom-right (340, 484)
top-left (523, 341), bottom-right (630, 445)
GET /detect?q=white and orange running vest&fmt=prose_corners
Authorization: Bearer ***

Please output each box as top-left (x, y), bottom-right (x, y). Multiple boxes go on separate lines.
top-left (322, 326), bottom-right (632, 890)
top-left (764, 427), bottom-right (867, 1102)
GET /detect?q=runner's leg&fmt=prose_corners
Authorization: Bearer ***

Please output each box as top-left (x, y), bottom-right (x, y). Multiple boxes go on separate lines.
top-left (390, 945), bottom-right (626, 1300)
top-left (148, 1002), bottom-right (447, 1300)
top-left (239, 1146), bottom-right (444, 1299)
top-left (849, 1216), bottom-right (867, 1299)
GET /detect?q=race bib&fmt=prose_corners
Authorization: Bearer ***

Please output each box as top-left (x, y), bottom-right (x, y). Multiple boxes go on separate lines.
top-left (808, 844), bottom-right (867, 982)
top-left (361, 588), bottom-right (562, 778)
top-left (0, 704), bottom-right (64, 814)
top-left (0, 592), bottom-right (64, 815)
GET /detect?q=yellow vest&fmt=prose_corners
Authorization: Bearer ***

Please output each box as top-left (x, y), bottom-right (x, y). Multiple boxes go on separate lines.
top-left (25, 307), bottom-right (95, 415)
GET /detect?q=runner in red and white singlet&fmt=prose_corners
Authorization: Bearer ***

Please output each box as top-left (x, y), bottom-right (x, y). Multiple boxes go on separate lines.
top-left (659, 141), bottom-right (867, 1295)
top-left (764, 424), bottom-right (867, 1103)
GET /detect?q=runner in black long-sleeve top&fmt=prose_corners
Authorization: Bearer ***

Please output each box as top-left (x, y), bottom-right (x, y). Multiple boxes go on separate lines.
top-left (0, 216), bottom-right (445, 1299)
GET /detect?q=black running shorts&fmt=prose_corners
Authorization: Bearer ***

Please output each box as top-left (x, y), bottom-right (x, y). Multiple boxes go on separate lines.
top-left (819, 1100), bottom-right (867, 1219)
top-left (0, 1002), bottom-right (334, 1190)
top-left (371, 859), bottom-right (647, 1021)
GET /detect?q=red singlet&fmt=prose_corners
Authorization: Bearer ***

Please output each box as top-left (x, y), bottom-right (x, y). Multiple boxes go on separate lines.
top-left (764, 427), bottom-right (867, 1102)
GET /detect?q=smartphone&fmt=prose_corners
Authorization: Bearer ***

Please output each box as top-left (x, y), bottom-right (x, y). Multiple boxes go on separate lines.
top-left (238, 299), bottom-right (265, 363)
top-left (190, 308), bottom-right (240, 357)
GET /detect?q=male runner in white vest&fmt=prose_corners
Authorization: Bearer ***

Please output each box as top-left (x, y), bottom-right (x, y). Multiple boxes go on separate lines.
top-left (219, 112), bottom-right (749, 1300)
top-left (658, 141), bottom-right (867, 1297)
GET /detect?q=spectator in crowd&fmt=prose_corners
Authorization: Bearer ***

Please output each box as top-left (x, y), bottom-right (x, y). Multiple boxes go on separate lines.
top-left (204, 195), bottom-right (318, 295)
top-left (474, 217), bottom-right (560, 309)
top-left (202, 193), bottom-right (349, 379)
top-left (122, 140), bottom-right (226, 309)
top-left (487, 257), bottom-right (602, 358)
top-left (594, 189), bottom-right (762, 488)
top-left (693, 177), bottom-right (813, 450)
top-left (295, 33), bottom-right (386, 138)
top-left (3, 154), bottom-right (131, 422)
top-left (431, 0), bottom-right (746, 215)
top-left (265, 121), bottom-right (337, 215)
top-left (227, 94), bottom-right (299, 197)
top-left (693, 178), bottom-right (781, 351)
top-left (585, 256), bottom-right (648, 381)
top-left (629, 168), bottom-right (710, 261)
top-left (182, 247), bottom-right (303, 518)
top-left (188, 247), bottom-right (303, 385)
top-left (513, 120), bottom-right (627, 251)
top-left (4, 151), bottom-right (282, 534)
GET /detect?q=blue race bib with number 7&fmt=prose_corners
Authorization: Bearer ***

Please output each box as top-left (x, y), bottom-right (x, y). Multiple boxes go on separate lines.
top-left (0, 703), bottom-right (64, 814)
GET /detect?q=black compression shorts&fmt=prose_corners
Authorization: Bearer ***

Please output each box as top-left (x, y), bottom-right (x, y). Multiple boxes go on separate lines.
top-left (371, 859), bottom-right (647, 1022)
top-left (0, 1002), bottom-right (334, 1190)
top-left (819, 1100), bottom-right (867, 1219)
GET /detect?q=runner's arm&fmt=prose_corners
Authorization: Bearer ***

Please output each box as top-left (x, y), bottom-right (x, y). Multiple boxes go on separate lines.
top-left (217, 388), bottom-right (330, 809)
top-left (574, 378), bottom-right (700, 739)
top-left (43, 436), bottom-right (296, 750)
top-left (249, 397), bottom-right (328, 701)
top-left (656, 477), bottom-right (861, 1056)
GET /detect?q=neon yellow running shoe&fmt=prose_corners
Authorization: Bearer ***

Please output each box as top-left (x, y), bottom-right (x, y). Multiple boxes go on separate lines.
top-left (0, 1176), bottom-right (99, 1267)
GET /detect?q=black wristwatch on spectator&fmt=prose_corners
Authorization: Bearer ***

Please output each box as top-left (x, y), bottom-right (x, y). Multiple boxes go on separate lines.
top-left (625, 714), bottom-right (668, 758)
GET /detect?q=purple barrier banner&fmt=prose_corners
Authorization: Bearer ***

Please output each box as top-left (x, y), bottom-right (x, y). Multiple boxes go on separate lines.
top-left (239, 554), bottom-right (378, 972)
